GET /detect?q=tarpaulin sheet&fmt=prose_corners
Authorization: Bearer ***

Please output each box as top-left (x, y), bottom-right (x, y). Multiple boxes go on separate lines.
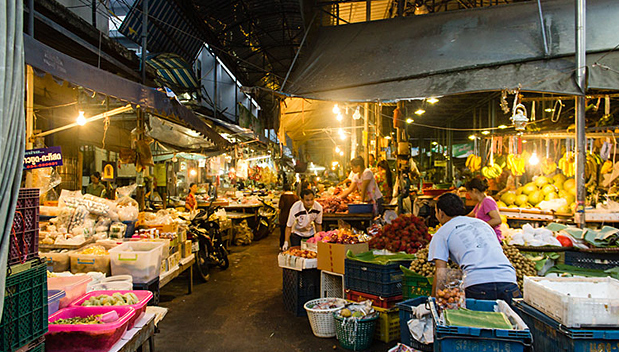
top-left (0, 0), bottom-right (26, 318)
top-left (285, 0), bottom-right (619, 101)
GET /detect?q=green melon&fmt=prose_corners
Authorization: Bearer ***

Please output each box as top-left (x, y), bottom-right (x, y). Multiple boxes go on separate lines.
top-left (522, 183), bottom-right (538, 196)
top-left (515, 194), bottom-right (529, 206)
top-left (535, 176), bottom-right (550, 188)
top-left (500, 192), bottom-right (516, 206)
top-left (528, 191), bottom-right (544, 206)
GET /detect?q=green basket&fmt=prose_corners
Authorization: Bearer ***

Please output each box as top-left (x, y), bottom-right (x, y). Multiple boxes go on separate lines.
top-left (334, 314), bottom-right (379, 351)
top-left (402, 274), bottom-right (432, 299)
top-left (0, 260), bottom-right (48, 352)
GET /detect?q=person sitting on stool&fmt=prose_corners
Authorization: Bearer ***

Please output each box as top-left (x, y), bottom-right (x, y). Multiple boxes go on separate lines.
top-left (282, 189), bottom-right (323, 251)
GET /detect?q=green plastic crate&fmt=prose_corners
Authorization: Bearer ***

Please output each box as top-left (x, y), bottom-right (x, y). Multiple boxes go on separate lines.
top-left (402, 274), bottom-right (432, 299)
top-left (0, 260), bottom-right (48, 352)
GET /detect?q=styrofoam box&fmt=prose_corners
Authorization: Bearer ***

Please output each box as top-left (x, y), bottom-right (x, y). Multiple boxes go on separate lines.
top-left (277, 253), bottom-right (317, 271)
top-left (523, 276), bottom-right (619, 328)
top-left (109, 242), bottom-right (164, 284)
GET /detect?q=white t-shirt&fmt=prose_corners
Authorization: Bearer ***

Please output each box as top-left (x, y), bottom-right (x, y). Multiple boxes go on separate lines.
top-left (427, 216), bottom-right (516, 288)
top-left (286, 200), bottom-right (323, 238)
top-left (352, 169), bottom-right (383, 202)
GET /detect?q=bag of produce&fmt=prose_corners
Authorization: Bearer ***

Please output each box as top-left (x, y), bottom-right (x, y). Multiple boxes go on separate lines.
top-left (435, 267), bottom-right (465, 310)
top-left (116, 184), bottom-right (139, 222)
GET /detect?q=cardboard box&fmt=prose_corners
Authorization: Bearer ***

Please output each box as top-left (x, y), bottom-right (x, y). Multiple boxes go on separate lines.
top-left (182, 240), bottom-right (192, 258)
top-left (317, 242), bottom-right (369, 275)
top-left (168, 252), bottom-right (181, 269)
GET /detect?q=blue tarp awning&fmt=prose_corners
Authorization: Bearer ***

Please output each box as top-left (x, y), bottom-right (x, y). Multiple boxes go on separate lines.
top-left (147, 53), bottom-right (199, 93)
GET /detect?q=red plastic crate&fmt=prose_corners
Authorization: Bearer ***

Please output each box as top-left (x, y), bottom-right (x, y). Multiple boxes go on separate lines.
top-left (345, 289), bottom-right (403, 309)
top-left (9, 189), bottom-right (40, 265)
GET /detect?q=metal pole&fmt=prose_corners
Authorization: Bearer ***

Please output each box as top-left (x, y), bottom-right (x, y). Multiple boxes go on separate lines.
top-left (28, 0), bottom-right (34, 36)
top-left (141, 0), bottom-right (148, 85)
top-left (366, 0), bottom-right (371, 21)
top-left (536, 0), bottom-right (550, 56)
top-left (280, 13), bottom-right (316, 92)
top-left (575, 0), bottom-right (587, 227)
top-left (92, 0), bottom-right (97, 29)
top-left (136, 0), bottom-right (149, 210)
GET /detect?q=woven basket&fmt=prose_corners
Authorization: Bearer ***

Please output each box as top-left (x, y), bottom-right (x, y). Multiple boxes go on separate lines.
top-left (334, 313), bottom-right (379, 351)
top-left (304, 298), bottom-right (347, 338)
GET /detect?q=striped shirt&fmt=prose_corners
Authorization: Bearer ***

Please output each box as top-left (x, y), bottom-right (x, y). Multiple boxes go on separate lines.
top-left (286, 200), bottom-right (323, 238)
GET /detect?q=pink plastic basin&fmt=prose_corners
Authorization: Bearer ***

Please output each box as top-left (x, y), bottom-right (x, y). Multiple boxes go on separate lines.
top-left (69, 290), bottom-right (153, 329)
top-left (48, 275), bottom-right (93, 308)
top-left (46, 306), bottom-right (135, 352)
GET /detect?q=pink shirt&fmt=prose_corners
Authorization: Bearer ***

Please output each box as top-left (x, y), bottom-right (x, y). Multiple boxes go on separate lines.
top-left (474, 197), bottom-right (502, 240)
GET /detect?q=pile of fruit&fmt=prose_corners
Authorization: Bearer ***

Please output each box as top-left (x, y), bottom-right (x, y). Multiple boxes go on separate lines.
top-left (51, 315), bottom-right (103, 325)
top-left (316, 196), bottom-right (349, 213)
top-left (81, 292), bottom-right (140, 306)
top-left (77, 245), bottom-right (108, 256)
top-left (308, 229), bottom-right (361, 244)
top-left (502, 244), bottom-right (537, 289)
top-left (506, 154), bottom-right (526, 176)
top-left (284, 248), bottom-right (317, 259)
top-left (436, 286), bottom-right (465, 310)
top-left (368, 215), bottom-right (431, 254)
top-left (408, 248), bottom-right (459, 277)
top-left (497, 174), bottom-right (576, 213)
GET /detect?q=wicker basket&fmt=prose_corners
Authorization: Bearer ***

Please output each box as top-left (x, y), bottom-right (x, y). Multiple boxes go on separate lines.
top-left (334, 313), bottom-right (379, 351)
top-left (304, 298), bottom-right (347, 338)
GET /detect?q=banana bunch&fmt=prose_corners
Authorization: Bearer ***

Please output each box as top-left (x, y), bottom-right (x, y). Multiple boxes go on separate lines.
top-left (558, 152), bottom-right (575, 177)
top-left (506, 154), bottom-right (525, 176)
top-left (466, 154), bottom-right (482, 172)
top-left (585, 153), bottom-right (602, 179)
top-left (601, 160), bottom-right (614, 174)
top-left (482, 164), bottom-right (503, 179)
top-left (541, 158), bottom-right (557, 175)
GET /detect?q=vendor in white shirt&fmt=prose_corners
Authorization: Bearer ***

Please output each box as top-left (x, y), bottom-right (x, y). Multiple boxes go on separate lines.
top-left (282, 189), bottom-right (323, 251)
top-left (338, 156), bottom-right (384, 214)
top-left (428, 193), bottom-right (521, 305)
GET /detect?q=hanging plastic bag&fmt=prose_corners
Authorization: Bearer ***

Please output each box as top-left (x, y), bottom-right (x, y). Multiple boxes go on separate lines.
top-left (435, 267), bottom-right (465, 310)
top-left (116, 184), bottom-right (139, 221)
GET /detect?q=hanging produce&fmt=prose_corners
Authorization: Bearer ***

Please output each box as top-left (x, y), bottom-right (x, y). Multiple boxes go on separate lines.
top-left (481, 164), bottom-right (503, 179)
top-left (465, 154), bottom-right (482, 172)
top-left (540, 158), bottom-right (557, 174)
top-left (558, 152), bottom-right (575, 177)
top-left (506, 154), bottom-right (526, 176)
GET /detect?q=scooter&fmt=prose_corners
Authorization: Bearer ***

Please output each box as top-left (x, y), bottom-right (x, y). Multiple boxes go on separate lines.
top-left (184, 202), bottom-right (229, 282)
top-left (253, 198), bottom-right (279, 241)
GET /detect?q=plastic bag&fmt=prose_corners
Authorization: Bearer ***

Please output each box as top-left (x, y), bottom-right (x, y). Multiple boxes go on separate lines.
top-left (233, 220), bottom-right (253, 245)
top-left (116, 184), bottom-right (139, 221)
top-left (435, 267), bottom-right (465, 310)
top-left (58, 189), bottom-right (83, 208)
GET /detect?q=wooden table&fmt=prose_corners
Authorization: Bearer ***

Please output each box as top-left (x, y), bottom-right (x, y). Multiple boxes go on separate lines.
top-left (159, 254), bottom-right (195, 294)
top-left (109, 313), bottom-right (155, 352)
top-left (322, 213), bottom-right (374, 231)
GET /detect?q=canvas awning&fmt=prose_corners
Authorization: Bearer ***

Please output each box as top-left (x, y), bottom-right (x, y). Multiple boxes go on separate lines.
top-left (24, 34), bottom-right (232, 151)
top-left (284, 0), bottom-right (619, 102)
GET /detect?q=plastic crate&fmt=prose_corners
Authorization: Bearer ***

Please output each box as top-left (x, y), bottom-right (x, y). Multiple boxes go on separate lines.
top-left (515, 300), bottom-right (619, 352)
top-left (282, 268), bottom-right (320, 317)
top-left (564, 250), bottom-right (619, 270)
top-left (334, 314), bottom-right (379, 351)
top-left (373, 306), bottom-right (400, 343)
top-left (344, 259), bottom-right (411, 297)
top-left (0, 259), bottom-right (48, 352)
top-left (523, 276), bottom-right (619, 328)
top-left (396, 297), bottom-right (433, 352)
top-left (345, 289), bottom-right (402, 309)
top-left (133, 277), bottom-right (160, 306)
top-left (19, 336), bottom-right (45, 352)
top-left (9, 189), bottom-right (40, 265)
top-left (430, 298), bottom-right (532, 352)
top-left (402, 274), bottom-right (432, 299)
top-left (109, 242), bottom-right (164, 284)
top-left (320, 271), bottom-right (344, 298)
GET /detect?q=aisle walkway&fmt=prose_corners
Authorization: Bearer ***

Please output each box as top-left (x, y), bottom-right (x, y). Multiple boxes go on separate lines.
top-left (157, 232), bottom-right (394, 352)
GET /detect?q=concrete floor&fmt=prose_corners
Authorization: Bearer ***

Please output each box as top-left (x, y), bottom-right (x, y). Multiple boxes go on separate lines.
top-left (156, 231), bottom-right (396, 352)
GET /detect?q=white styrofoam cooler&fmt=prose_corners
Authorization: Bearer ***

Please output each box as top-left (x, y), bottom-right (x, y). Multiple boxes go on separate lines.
top-left (523, 276), bottom-right (619, 328)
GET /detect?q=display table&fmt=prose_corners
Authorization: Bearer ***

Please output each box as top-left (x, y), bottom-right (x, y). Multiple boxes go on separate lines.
top-left (109, 312), bottom-right (155, 352)
top-left (322, 213), bottom-right (374, 231)
top-left (159, 254), bottom-right (195, 294)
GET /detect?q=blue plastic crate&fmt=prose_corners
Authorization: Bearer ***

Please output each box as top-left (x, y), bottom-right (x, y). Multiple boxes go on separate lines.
top-left (514, 299), bottom-right (619, 352)
top-left (282, 268), bottom-right (320, 317)
top-left (430, 298), bottom-right (532, 352)
top-left (396, 297), bottom-right (433, 352)
top-left (344, 259), bottom-right (412, 297)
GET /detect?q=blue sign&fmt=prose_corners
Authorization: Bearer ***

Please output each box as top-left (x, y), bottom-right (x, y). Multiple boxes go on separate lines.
top-left (23, 146), bottom-right (63, 170)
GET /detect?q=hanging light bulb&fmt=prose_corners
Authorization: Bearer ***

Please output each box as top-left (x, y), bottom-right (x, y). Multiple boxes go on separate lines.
top-left (427, 97), bottom-right (439, 104)
top-left (414, 109), bottom-right (426, 116)
top-left (338, 128), bottom-right (346, 140)
top-left (336, 113), bottom-right (343, 122)
top-left (498, 125), bottom-right (508, 129)
top-left (339, 151), bottom-right (344, 156)
top-left (468, 135), bottom-right (477, 140)
top-left (481, 130), bottom-right (490, 135)
top-left (529, 152), bottom-right (539, 165)
top-left (352, 107), bottom-right (361, 120)
top-left (189, 169), bottom-right (198, 176)
top-left (335, 146), bottom-right (341, 153)
top-left (76, 111), bottom-right (87, 126)
top-left (332, 104), bottom-right (340, 114)
top-left (406, 118), bottom-right (414, 124)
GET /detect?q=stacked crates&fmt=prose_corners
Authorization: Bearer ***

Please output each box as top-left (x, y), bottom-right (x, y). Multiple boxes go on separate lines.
top-left (0, 189), bottom-right (47, 352)
top-left (282, 268), bottom-right (320, 317)
top-left (344, 258), bottom-right (412, 343)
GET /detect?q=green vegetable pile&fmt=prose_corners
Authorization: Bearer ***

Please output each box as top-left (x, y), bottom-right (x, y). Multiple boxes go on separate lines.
top-left (81, 293), bottom-right (139, 306)
top-left (51, 315), bottom-right (103, 325)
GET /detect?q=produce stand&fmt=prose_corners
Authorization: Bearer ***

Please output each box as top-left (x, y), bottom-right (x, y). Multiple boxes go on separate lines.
top-left (159, 254), bottom-right (195, 294)
top-left (322, 213), bottom-right (373, 231)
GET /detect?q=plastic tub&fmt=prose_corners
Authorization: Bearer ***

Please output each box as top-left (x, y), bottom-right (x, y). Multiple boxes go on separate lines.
top-left (40, 251), bottom-right (71, 272)
top-left (46, 306), bottom-right (135, 352)
top-left (69, 290), bottom-right (153, 329)
top-left (48, 290), bottom-right (66, 316)
top-left (109, 242), bottom-right (164, 283)
top-left (69, 245), bottom-right (111, 275)
top-left (48, 275), bottom-right (93, 308)
top-left (101, 275), bottom-right (133, 284)
top-left (89, 281), bottom-right (134, 292)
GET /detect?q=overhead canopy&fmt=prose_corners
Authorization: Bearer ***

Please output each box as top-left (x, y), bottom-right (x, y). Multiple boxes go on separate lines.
top-left (285, 0), bottom-right (619, 101)
top-left (24, 34), bottom-right (232, 151)
top-left (147, 53), bottom-right (200, 94)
